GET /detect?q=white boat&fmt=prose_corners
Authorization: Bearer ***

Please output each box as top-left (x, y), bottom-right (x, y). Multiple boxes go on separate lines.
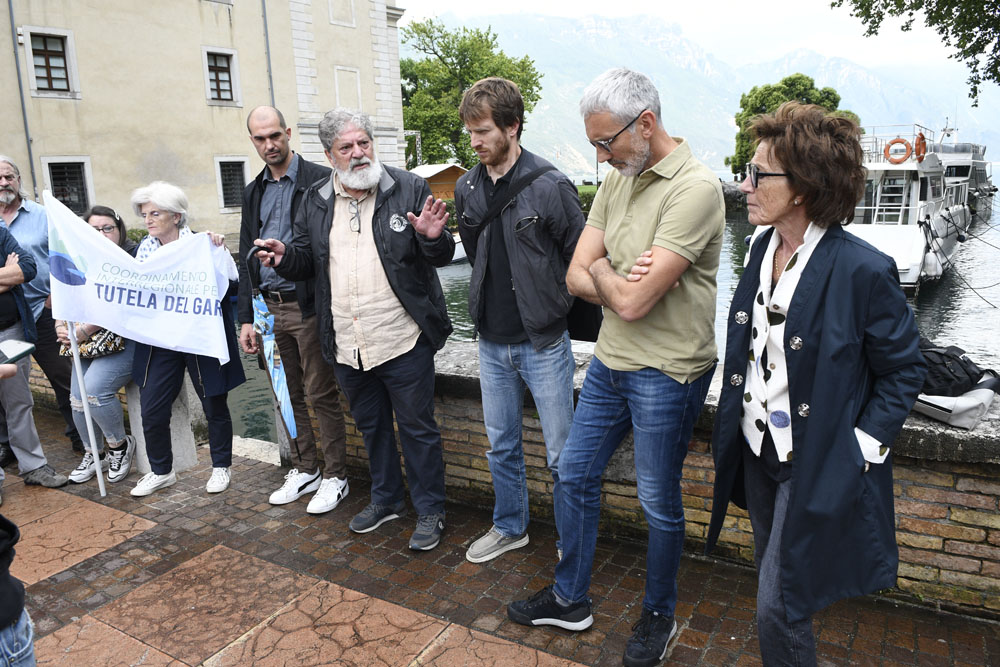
top-left (848, 123), bottom-right (977, 292)
top-left (930, 132), bottom-right (996, 225)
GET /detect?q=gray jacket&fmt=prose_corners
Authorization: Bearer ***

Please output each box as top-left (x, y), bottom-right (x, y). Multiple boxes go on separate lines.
top-left (455, 149), bottom-right (585, 350)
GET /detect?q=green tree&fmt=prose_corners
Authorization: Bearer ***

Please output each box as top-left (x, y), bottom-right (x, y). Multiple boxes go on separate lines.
top-left (832, 0), bottom-right (998, 104)
top-left (401, 19), bottom-right (542, 169)
top-left (725, 73), bottom-right (857, 178)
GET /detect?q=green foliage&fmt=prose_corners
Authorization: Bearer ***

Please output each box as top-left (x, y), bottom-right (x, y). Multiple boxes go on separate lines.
top-left (832, 0), bottom-right (997, 104)
top-left (401, 19), bottom-right (542, 170)
top-left (577, 187), bottom-right (596, 219)
top-left (726, 73), bottom-right (856, 177)
top-left (126, 227), bottom-right (146, 245)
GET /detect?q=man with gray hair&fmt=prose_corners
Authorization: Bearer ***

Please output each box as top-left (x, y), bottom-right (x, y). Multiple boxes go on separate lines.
top-left (252, 108), bottom-right (454, 550)
top-left (0, 156), bottom-right (82, 473)
top-left (508, 69), bottom-right (725, 667)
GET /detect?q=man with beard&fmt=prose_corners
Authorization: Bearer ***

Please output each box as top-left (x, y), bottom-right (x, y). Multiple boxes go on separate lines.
top-left (237, 106), bottom-right (350, 515)
top-left (507, 69), bottom-right (724, 667)
top-left (251, 108), bottom-right (454, 550)
top-left (454, 78), bottom-right (584, 564)
top-left (0, 157), bottom-right (83, 469)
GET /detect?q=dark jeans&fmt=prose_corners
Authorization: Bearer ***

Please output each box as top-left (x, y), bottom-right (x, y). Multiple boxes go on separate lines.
top-left (333, 338), bottom-right (445, 515)
top-left (0, 308), bottom-right (80, 448)
top-left (743, 435), bottom-right (817, 666)
top-left (139, 346), bottom-right (233, 475)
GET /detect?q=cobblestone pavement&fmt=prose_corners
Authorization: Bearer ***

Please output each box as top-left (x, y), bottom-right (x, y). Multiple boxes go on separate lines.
top-left (5, 409), bottom-right (1000, 665)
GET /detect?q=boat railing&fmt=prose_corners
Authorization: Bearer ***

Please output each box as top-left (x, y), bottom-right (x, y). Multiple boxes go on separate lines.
top-left (860, 124), bottom-right (936, 164)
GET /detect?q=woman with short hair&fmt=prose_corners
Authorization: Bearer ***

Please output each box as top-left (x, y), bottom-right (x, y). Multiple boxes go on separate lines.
top-left (127, 181), bottom-right (244, 497)
top-left (705, 102), bottom-right (927, 664)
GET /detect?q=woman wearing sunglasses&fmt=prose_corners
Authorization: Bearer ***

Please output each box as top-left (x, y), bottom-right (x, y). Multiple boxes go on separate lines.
top-left (56, 206), bottom-right (138, 486)
top-left (705, 102), bottom-right (926, 664)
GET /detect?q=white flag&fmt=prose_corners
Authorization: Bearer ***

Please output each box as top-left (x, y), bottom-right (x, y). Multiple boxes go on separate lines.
top-left (44, 191), bottom-right (237, 364)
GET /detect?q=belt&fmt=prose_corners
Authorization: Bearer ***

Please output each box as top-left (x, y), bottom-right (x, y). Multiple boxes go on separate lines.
top-left (259, 288), bottom-right (297, 304)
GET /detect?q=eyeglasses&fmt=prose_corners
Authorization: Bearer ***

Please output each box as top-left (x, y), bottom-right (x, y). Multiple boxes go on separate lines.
top-left (349, 199), bottom-right (361, 233)
top-left (746, 163), bottom-right (789, 189)
top-left (590, 109), bottom-right (647, 154)
top-left (91, 225), bottom-right (116, 234)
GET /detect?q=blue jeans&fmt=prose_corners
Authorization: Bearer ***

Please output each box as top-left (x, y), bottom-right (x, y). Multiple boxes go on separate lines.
top-left (70, 340), bottom-right (135, 452)
top-left (0, 609), bottom-right (35, 666)
top-left (554, 357), bottom-right (714, 617)
top-left (479, 332), bottom-right (575, 543)
top-left (743, 440), bottom-right (817, 665)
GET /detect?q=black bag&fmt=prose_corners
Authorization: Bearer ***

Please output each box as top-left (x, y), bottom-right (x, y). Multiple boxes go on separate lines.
top-left (919, 337), bottom-right (985, 397)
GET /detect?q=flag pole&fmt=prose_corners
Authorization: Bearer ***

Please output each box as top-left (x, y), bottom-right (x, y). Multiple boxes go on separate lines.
top-left (66, 322), bottom-right (107, 497)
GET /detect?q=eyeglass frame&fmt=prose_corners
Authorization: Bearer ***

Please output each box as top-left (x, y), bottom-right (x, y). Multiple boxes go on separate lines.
top-left (590, 108), bottom-right (647, 154)
top-left (91, 224), bottom-right (117, 234)
top-left (348, 199), bottom-right (361, 233)
top-left (746, 162), bottom-right (789, 189)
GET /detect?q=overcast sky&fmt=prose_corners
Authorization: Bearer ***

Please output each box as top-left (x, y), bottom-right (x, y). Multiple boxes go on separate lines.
top-left (396, 0), bottom-right (960, 68)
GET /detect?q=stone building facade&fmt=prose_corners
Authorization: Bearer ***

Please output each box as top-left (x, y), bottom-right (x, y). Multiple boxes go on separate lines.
top-left (1, 0), bottom-right (406, 240)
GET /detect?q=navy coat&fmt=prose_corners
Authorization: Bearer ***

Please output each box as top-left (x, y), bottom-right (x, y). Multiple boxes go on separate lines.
top-left (705, 225), bottom-right (926, 622)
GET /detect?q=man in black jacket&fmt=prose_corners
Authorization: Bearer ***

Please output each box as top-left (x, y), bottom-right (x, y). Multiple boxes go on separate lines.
top-left (455, 78), bottom-right (584, 564)
top-left (251, 108), bottom-right (454, 551)
top-left (237, 106), bottom-right (349, 515)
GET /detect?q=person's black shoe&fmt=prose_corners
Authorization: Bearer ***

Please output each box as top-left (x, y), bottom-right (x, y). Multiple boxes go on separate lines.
top-left (0, 443), bottom-right (14, 468)
top-left (71, 438), bottom-right (85, 454)
top-left (507, 584), bottom-right (593, 631)
top-left (623, 607), bottom-right (677, 667)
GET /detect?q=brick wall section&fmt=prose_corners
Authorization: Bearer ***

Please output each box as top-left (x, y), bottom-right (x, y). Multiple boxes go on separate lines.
top-left (30, 357), bottom-right (1000, 619)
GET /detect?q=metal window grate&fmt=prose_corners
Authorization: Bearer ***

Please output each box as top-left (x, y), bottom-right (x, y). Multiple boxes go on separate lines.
top-left (49, 163), bottom-right (88, 214)
top-left (31, 34), bottom-right (69, 91)
top-left (206, 52), bottom-right (233, 101)
top-left (219, 161), bottom-right (244, 208)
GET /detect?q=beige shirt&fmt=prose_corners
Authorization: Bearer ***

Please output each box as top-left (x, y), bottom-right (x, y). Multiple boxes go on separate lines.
top-left (329, 176), bottom-right (420, 369)
top-left (587, 138), bottom-right (725, 382)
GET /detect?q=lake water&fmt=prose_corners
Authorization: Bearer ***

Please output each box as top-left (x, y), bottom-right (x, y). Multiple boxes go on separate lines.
top-left (231, 206), bottom-right (1000, 440)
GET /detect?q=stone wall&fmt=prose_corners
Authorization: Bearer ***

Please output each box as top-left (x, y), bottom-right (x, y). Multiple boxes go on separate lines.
top-left (32, 339), bottom-right (1000, 619)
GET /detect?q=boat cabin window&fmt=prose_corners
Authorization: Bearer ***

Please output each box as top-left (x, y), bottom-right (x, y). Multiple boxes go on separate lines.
top-left (919, 177), bottom-right (928, 201)
top-left (945, 165), bottom-right (971, 178)
top-left (929, 176), bottom-right (943, 200)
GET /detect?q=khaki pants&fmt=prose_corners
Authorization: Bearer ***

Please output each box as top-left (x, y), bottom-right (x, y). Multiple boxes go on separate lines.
top-left (268, 298), bottom-right (347, 478)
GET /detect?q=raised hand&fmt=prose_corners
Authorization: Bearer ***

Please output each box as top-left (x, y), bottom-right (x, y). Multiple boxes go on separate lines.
top-left (406, 195), bottom-right (449, 239)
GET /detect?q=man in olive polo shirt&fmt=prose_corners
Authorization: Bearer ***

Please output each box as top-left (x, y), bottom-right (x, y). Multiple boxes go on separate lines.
top-left (508, 68), bottom-right (724, 667)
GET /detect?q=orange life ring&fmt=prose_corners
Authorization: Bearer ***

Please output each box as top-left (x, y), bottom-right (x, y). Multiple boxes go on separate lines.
top-left (885, 137), bottom-right (912, 164)
top-left (914, 132), bottom-right (927, 163)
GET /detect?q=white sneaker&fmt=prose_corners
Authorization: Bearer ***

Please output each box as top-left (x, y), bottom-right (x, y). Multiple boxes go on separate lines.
top-left (107, 436), bottom-right (136, 483)
top-left (130, 471), bottom-right (177, 497)
top-left (268, 468), bottom-right (321, 505)
top-left (306, 477), bottom-right (349, 514)
top-left (68, 451), bottom-right (108, 484)
top-left (206, 467), bottom-right (230, 493)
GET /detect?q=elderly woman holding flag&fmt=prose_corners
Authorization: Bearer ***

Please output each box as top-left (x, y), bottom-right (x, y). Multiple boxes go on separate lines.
top-left (127, 181), bottom-right (245, 498)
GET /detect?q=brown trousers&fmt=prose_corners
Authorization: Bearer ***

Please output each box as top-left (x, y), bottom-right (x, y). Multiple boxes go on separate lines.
top-left (268, 298), bottom-right (347, 478)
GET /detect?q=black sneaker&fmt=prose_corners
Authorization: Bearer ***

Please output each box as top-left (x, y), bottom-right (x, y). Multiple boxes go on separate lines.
top-left (507, 585), bottom-right (593, 631)
top-left (349, 500), bottom-right (406, 533)
top-left (623, 608), bottom-right (677, 667)
top-left (0, 443), bottom-right (14, 468)
top-left (408, 513), bottom-right (445, 551)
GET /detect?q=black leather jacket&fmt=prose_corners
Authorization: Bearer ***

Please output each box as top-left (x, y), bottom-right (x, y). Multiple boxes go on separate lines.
top-left (275, 166), bottom-right (455, 366)
top-left (237, 155), bottom-right (331, 324)
top-left (455, 149), bottom-right (585, 350)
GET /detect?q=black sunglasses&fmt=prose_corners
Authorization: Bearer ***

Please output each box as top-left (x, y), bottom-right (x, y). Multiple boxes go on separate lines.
top-left (590, 109), bottom-right (647, 153)
top-left (746, 163), bottom-right (788, 189)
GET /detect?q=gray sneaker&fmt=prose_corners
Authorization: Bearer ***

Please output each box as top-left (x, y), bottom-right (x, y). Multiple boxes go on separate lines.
top-left (409, 513), bottom-right (446, 551)
top-left (466, 527), bottom-right (529, 563)
top-left (23, 464), bottom-right (69, 488)
top-left (349, 500), bottom-right (406, 533)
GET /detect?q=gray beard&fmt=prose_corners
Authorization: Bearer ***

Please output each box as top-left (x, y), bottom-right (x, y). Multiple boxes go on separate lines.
top-left (337, 156), bottom-right (383, 191)
top-left (0, 190), bottom-right (17, 206)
